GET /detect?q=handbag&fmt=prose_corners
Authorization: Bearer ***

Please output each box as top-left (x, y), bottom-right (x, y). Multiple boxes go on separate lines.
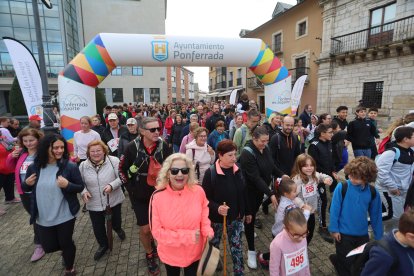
top-left (147, 156), bottom-right (161, 186)
top-left (197, 240), bottom-right (220, 276)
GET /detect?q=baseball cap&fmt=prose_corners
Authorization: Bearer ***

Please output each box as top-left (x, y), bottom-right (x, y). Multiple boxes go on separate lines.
top-left (108, 113), bottom-right (118, 120)
top-left (126, 118), bottom-right (137, 125)
top-left (29, 115), bottom-right (42, 121)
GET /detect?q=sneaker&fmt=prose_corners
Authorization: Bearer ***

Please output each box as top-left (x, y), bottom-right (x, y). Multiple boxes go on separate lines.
top-left (5, 198), bottom-right (21, 204)
top-left (247, 250), bottom-right (257, 269)
top-left (254, 218), bottom-right (263, 229)
top-left (116, 229), bottom-right (126, 241)
top-left (257, 252), bottom-right (269, 269)
top-left (319, 227), bottom-right (334, 244)
top-left (64, 268), bottom-right (76, 276)
top-left (94, 246), bottom-right (108, 261)
top-left (82, 204), bottom-right (87, 213)
top-left (30, 244), bottom-right (45, 262)
top-left (146, 253), bottom-right (160, 275)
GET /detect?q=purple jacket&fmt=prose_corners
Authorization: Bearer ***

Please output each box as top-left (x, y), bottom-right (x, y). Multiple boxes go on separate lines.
top-left (6, 152), bottom-right (28, 195)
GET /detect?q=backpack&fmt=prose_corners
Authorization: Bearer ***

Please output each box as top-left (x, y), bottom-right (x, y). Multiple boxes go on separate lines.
top-left (375, 147), bottom-right (400, 164)
top-left (350, 239), bottom-right (398, 276)
top-left (378, 136), bottom-right (392, 154)
top-left (341, 180), bottom-right (376, 206)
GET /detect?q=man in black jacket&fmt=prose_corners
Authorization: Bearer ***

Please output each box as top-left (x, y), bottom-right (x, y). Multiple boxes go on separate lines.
top-left (299, 104), bottom-right (312, 128)
top-left (308, 123), bottom-right (337, 244)
top-left (100, 113), bottom-right (128, 157)
top-left (118, 118), bottom-right (139, 157)
top-left (206, 104), bottom-right (225, 133)
top-left (119, 117), bottom-right (170, 275)
top-left (269, 116), bottom-right (301, 175)
top-left (332, 105), bottom-right (349, 131)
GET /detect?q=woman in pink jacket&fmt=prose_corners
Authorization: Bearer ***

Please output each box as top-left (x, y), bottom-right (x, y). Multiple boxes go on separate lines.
top-left (6, 128), bottom-right (44, 262)
top-left (150, 153), bottom-right (214, 276)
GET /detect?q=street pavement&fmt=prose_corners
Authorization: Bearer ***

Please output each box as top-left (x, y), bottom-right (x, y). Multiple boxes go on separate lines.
top-left (0, 189), bottom-right (337, 276)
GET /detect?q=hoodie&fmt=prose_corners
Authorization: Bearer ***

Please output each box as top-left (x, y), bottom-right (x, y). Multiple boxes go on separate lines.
top-left (185, 140), bottom-right (215, 184)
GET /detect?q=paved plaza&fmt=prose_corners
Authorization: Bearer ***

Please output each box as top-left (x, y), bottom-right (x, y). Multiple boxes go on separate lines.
top-left (0, 189), bottom-right (337, 276)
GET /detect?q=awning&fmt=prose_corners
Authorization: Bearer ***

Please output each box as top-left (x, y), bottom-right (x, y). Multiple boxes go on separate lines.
top-left (208, 92), bottom-right (218, 97)
top-left (218, 89), bottom-right (233, 97)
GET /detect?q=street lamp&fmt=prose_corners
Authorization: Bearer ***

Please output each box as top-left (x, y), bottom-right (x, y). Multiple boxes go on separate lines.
top-left (31, 0), bottom-right (58, 133)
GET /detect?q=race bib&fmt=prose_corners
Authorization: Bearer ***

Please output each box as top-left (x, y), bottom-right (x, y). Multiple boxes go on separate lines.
top-left (302, 184), bottom-right (317, 198)
top-left (107, 138), bottom-right (119, 152)
top-left (284, 247), bottom-right (308, 275)
top-left (20, 161), bottom-right (33, 174)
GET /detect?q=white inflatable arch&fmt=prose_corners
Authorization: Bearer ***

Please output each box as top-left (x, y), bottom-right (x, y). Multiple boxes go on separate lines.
top-left (58, 34), bottom-right (289, 151)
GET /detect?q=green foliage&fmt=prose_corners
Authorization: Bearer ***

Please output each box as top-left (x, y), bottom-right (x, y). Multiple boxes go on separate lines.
top-left (9, 77), bottom-right (27, 116)
top-left (95, 88), bottom-right (107, 114)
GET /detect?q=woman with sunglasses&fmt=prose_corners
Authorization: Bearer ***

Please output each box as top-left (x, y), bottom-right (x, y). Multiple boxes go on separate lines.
top-left (185, 127), bottom-right (215, 184)
top-left (269, 207), bottom-right (310, 276)
top-left (22, 134), bottom-right (84, 276)
top-left (6, 128), bottom-right (44, 261)
top-left (150, 153), bottom-right (214, 276)
top-left (79, 140), bottom-right (126, 261)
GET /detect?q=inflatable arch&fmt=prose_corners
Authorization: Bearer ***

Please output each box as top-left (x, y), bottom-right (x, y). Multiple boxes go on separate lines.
top-left (58, 33), bottom-right (289, 152)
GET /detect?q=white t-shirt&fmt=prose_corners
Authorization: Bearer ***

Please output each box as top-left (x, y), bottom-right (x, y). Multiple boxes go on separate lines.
top-left (73, 130), bottom-right (101, 159)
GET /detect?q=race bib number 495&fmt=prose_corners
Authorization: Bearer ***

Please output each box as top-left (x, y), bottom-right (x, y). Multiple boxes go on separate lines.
top-left (284, 247), bottom-right (308, 275)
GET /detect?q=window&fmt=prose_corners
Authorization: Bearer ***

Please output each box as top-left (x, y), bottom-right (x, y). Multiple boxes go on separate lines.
top-left (298, 21), bottom-right (307, 36)
top-left (237, 68), bottom-right (242, 78)
top-left (171, 76), bottom-right (176, 82)
top-left (362, 82), bottom-right (383, 108)
top-left (369, 2), bottom-right (396, 46)
top-left (273, 33), bottom-right (282, 52)
top-left (133, 88), bottom-right (144, 103)
top-left (172, 87), bottom-right (176, 94)
top-left (132, 66), bottom-right (143, 76)
top-left (150, 88), bottom-right (160, 102)
top-left (228, 72), bottom-right (233, 87)
top-left (111, 66), bottom-right (122, 76)
top-left (295, 57), bottom-right (307, 80)
top-left (112, 88), bottom-right (123, 102)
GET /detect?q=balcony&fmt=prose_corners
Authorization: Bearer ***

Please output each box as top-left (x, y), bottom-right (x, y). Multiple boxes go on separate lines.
top-left (288, 67), bottom-right (309, 83)
top-left (247, 77), bottom-right (264, 90)
top-left (331, 15), bottom-right (414, 56)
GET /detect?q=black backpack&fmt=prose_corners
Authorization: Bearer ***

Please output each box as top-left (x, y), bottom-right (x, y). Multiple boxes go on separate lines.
top-left (350, 239), bottom-right (398, 276)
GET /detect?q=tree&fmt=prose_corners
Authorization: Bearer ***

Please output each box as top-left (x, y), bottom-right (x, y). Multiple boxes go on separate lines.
top-left (9, 77), bottom-right (27, 116)
top-left (95, 88), bottom-right (107, 114)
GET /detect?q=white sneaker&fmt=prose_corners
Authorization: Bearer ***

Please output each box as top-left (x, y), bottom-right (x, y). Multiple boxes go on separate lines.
top-left (247, 250), bottom-right (257, 269)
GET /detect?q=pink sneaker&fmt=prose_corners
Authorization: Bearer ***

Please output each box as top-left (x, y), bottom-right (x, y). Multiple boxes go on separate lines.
top-left (31, 245), bottom-right (45, 262)
top-left (5, 198), bottom-right (21, 204)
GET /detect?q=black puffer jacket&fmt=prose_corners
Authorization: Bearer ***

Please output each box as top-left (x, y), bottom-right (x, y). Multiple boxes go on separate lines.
top-left (169, 123), bottom-right (185, 146)
top-left (308, 139), bottom-right (335, 176)
top-left (100, 125), bottom-right (128, 157)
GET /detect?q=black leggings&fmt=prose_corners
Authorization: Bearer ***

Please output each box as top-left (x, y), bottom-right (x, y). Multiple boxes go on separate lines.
top-left (318, 183), bottom-right (327, 227)
top-left (37, 218), bottom-right (76, 270)
top-left (244, 195), bottom-right (262, 251)
top-left (20, 193), bottom-right (41, 245)
top-left (164, 260), bottom-right (199, 276)
top-left (89, 203), bottom-right (122, 248)
top-left (0, 173), bottom-right (16, 201)
top-left (307, 214), bottom-right (316, 244)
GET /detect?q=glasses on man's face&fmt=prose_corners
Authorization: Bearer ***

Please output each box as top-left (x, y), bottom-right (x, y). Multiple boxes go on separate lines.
top-left (144, 127), bottom-right (161, 133)
top-left (170, 167), bottom-right (190, 175)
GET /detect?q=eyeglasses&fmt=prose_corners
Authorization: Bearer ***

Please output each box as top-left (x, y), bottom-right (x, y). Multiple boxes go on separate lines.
top-left (144, 127), bottom-right (161, 133)
top-left (286, 228), bottom-right (308, 239)
top-left (170, 167), bottom-right (190, 175)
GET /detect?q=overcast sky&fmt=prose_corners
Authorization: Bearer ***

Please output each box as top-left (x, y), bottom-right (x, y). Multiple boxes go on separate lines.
top-left (166, 0), bottom-right (298, 91)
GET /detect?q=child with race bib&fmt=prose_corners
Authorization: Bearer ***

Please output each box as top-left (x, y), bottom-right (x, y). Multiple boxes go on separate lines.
top-left (291, 154), bottom-right (333, 244)
top-left (269, 207), bottom-right (311, 276)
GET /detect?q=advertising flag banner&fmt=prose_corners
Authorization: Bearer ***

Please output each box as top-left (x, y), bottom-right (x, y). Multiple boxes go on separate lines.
top-left (264, 76), bottom-right (292, 117)
top-left (3, 37), bottom-right (43, 119)
top-left (291, 75), bottom-right (307, 116)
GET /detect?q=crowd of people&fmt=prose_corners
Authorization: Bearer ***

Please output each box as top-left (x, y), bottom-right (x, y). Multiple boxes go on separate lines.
top-left (0, 95), bottom-right (413, 276)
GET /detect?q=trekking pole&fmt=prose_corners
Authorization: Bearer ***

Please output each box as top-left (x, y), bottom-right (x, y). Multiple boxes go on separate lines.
top-left (222, 202), bottom-right (227, 276)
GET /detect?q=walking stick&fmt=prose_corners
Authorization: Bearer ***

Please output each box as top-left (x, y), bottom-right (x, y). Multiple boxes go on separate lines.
top-left (105, 193), bottom-right (113, 251)
top-left (222, 202), bottom-right (227, 276)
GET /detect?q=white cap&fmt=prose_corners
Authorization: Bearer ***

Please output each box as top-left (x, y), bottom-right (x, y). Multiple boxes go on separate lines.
top-left (126, 118), bottom-right (137, 125)
top-left (108, 113), bottom-right (118, 120)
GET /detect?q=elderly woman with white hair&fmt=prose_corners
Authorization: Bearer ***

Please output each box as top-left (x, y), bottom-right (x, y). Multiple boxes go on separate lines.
top-left (150, 153), bottom-right (214, 276)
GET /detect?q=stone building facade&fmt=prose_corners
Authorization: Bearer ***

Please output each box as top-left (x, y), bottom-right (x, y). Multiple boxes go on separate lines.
top-left (318, 0), bottom-right (414, 124)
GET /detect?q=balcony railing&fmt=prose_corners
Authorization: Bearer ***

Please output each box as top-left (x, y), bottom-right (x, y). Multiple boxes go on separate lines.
top-left (288, 67), bottom-right (309, 83)
top-left (331, 15), bottom-right (414, 55)
top-left (247, 77), bottom-right (264, 89)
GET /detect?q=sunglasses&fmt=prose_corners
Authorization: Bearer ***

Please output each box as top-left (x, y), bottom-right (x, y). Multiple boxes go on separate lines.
top-left (170, 167), bottom-right (190, 175)
top-left (144, 127), bottom-right (161, 133)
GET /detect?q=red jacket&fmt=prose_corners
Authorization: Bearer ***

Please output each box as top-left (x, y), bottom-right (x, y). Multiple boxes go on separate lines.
top-left (150, 184), bottom-right (214, 267)
top-left (6, 152), bottom-right (28, 194)
top-left (164, 117), bottom-right (174, 135)
top-left (0, 144), bottom-right (14, 175)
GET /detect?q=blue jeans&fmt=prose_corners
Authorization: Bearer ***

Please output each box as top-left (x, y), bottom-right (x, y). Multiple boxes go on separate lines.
top-left (173, 144), bottom-right (179, 153)
top-left (353, 148), bottom-right (371, 158)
